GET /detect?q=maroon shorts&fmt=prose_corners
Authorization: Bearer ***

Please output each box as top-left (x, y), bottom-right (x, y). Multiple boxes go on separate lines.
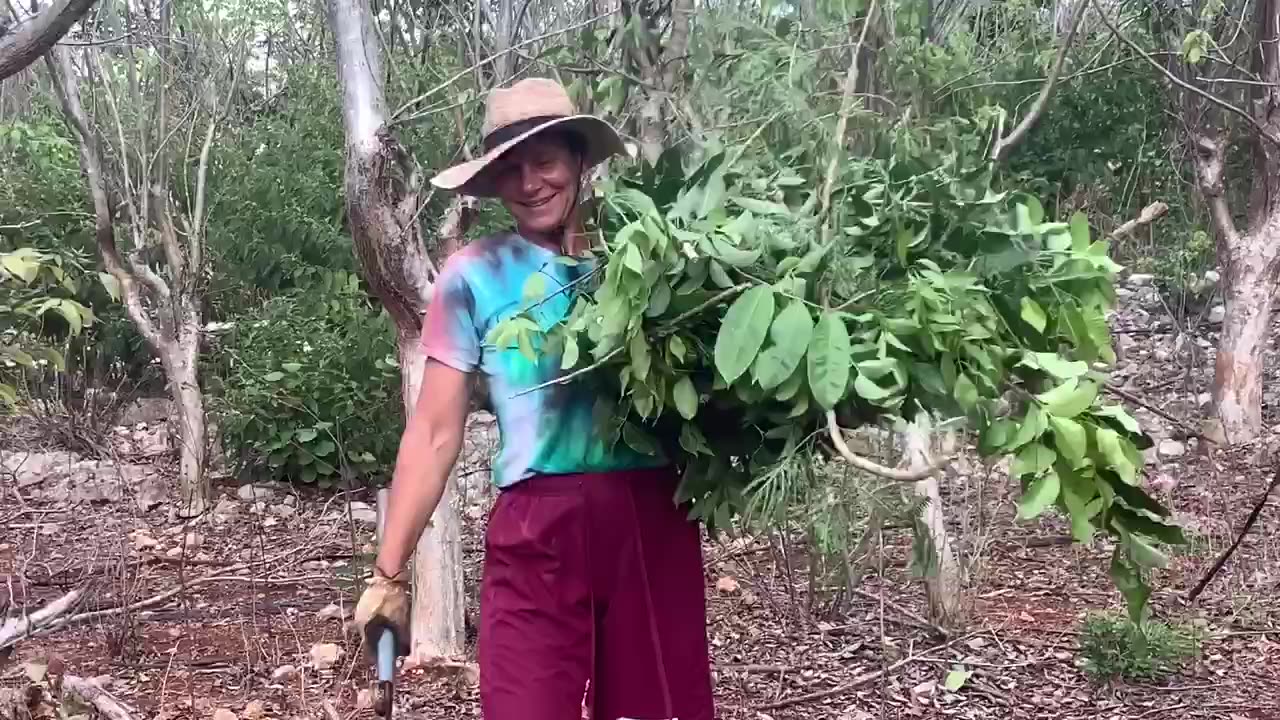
top-left (478, 466), bottom-right (715, 720)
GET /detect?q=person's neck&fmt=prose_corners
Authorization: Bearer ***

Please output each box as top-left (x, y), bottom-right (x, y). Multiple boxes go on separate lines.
top-left (519, 218), bottom-right (589, 256)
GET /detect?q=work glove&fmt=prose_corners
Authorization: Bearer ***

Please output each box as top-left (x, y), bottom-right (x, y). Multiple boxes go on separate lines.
top-left (354, 571), bottom-right (411, 658)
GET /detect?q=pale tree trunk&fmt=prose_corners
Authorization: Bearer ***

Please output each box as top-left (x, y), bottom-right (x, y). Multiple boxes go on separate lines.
top-left (623, 0), bottom-right (693, 163)
top-left (0, 0), bottom-right (99, 81)
top-left (330, 0), bottom-right (470, 660)
top-left (43, 36), bottom-right (227, 514)
top-left (902, 416), bottom-right (963, 627)
top-left (1185, 0), bottom-right (1280, 443)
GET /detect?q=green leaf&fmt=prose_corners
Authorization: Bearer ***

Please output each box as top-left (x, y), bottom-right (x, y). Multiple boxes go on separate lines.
top-left (1012, 442), bottom-right (1057, 477)
top-left (1109, 547), bottom-right (1151, 624)
top-left (1049, 416), bottom-right (1088, 464)
top-left (674, 376), bottom-right (698, 420)
top-left (808, 312), bottom-right (852, 410)
top-left (625, 243), bottom-right (645, 273)
top-left (282, 362), bottom-right (302, 373)
top-left (730, 196), bottom-right (790, 216)
top-left (1069, 211), bottom-right (1091, 251)
top-left (1018, 470), bottom-right (1060, 520)
top-left (1095, 427), bottom-right (1138, 484)
top-left (714, 285), bottom-right (776, 384)
top-left (944, 668), bottom-right (972, 692)
top-left (562, 335), bottom-right (580, 369)
top-left (296, 428), bottom-right (319, 442)
top-left (98, 272), bottom-right (121, 301)
top-left (1024, 352), bottom-right (1089, 379)
top-left (522, 273), bottom-right (548, 301)
top-left (264, 371), bottom-right (285, 382)
top-left (1128, 534), bottom-right (1169, 569)
top-left (953, 373), bottom-right (978, 410)
top-left (1020, 297), bottom-right (1047, 333)
top-left (699, 167), bottom-right (727, 218)
top-left (0, 252), bottom-right (39, 283)
top-left (855, 374), bottom-right (894, 402)
top-left (753, 301), bottom-right (814, 390)
top-left (1095, 404), bottom-right (1142, 435)
top-left (1037, 378), bottom-right (1098, 418)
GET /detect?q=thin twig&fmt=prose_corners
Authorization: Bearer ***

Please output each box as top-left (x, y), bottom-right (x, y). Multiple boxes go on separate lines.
top-left (991, 0), bottom-right (1090, 163)
top-left (1089, 0), bottom-right (1280, 147)
top-left (819, 0), bottom-right (879, 242)
top-left (509, 346), bottom-right (623, 398)
top-left (827, 412), bottom-right (949, 482)
top-left (1102, 383), bottom-right (1218, 443)
top-left (1187, 465), bottom-right (1280, 603)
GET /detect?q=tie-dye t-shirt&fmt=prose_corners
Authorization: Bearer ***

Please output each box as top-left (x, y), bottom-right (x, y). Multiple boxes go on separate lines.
top-left (421, 231), bottom-right (663, 488)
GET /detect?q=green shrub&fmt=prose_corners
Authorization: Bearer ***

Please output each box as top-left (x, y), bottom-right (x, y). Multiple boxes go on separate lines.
top-left (208, 271), bottom-right (402, 488)
top-left (1079, 611), bottom-right (1202, 681)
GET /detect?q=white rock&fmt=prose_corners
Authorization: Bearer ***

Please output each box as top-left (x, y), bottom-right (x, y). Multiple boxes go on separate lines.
top-left (1127, 273), bottom-right (1155, 287)
top-left (243, 700), bottom-right (266, 720)
top-left (271, 664), bottom-right (298, 682)
top-left (283, 494), bottom-right (297, 507)
top-left (212, 710), bottom-right (238, 720)
top-left (356, 689), bottom-right (373, 710)
top-left (165, 547), bottom-right (184, 559)
top-left (238, 484), bottom-right (276, 502)
top-left (1209, 304), bottom-right (1226, 323)
top-left (1197, 392), bottom-right (1213, 408)
top-left (317, 604), bottom-right (346, 621)
top-left (129, 529), bottom-right (158, 551)
top-left (1157, 439), bottom-right (1186, 459)
top-left (348, 504), bottom-right (377, 525)
top-left (183, 532), bottom-right (203, 549)
top-left (271, 504), bottom-right (297, 518)
top-left (309, 643), bottom-right (343, 670)
top-left (213, 497), bottom-right (240, 518)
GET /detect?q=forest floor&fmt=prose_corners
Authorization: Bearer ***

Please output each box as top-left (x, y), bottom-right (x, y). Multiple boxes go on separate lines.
top-left (3, 280), bottom-right (1280, 720)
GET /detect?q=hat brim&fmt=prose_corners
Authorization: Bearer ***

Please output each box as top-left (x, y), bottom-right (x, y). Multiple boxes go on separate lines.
top-left (430, 115), bottom-right (630, 198)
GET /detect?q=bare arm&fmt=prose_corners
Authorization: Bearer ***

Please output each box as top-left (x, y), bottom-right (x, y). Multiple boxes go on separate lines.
top-left (374, 358), bottom-right (472, 579)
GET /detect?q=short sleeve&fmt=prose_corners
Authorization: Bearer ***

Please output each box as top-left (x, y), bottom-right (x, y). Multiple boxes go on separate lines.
top-left (420, 259), bottom-right (481, 372)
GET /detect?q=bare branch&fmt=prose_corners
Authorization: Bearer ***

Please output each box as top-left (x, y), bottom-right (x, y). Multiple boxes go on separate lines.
top-left (0, 589), bottom-right (80, 647)
top-left (44, 44), bottom-right (164, 353)
top-left (191, 49), bottom-right (245, 276)
top-left (62, 676), bottom-right (137, 720)
top-left (1189, 131), bottom-right (1241, 244)
top-left (1109, 200), bottom-right (1169, 239)
top-left (826, 412), bottom-right (948, 483)
top-left (991, 0), bottom-right (1090, 163)
top-left (820, 0), bottom-right (880, 239)
top-left (0, 0), bottom-right (98, 81)
top-left (1090, 0), bottom-right (1280, 147)
top-left (661, 0), bottom-right (693, 89)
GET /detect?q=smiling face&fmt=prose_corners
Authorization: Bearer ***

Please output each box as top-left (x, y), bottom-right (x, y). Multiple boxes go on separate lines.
top-left (489, 131), bottom-right (584, 244)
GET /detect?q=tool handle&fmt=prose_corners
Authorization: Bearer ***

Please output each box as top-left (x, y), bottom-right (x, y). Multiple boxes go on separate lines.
top-left (376, 626), bottom-right (397, 681)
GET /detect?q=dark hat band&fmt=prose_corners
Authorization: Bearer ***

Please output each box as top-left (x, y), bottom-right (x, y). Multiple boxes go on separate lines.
top-left (482, 115), bottom-right (568, 153)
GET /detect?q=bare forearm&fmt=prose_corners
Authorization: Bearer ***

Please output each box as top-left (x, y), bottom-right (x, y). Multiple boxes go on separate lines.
top-left (374, 434), bottom-right (460, 577)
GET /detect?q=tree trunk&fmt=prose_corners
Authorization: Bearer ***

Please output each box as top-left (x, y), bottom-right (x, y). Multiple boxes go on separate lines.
top-left (401, 336), bottom-right (466, 659)
top-left (0, 0), bottom-right (99, 81)
top-left (165, 331), bottom-right (209, 516)
top-left (904, 418), bottom-right (963, 627)
top-left (1213, 220), bottom-right (1280, 442)
top-left (330, 0), bottom-right (466, 660)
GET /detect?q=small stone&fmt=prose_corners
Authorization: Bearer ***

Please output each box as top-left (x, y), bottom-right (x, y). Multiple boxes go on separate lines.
top-left (1197, 392), bottom-right (1212, 408)
top-left (1127, 273), bottom-right (1154, 287)
top-left (283, 494), bottom-right (297, 507)
top-left (1203, 269), bottom-right (1221, 285)
top-left (356, 689), bottom-right (373, 710)
top-left (238, 484), bottom-right (276, 502)
top-left (715, 576), bottom-right (739, 593)
top-left (1208, 304), bottom-right (1226, 323)
top-left (309, 643), bottom-right (343, 670)
top-left (213, 710), bottom-right (238, 720)
top-left (348, 504), bottom-right (377, 525)
top-left (129, 529), bottom-right (158, 551)
top-left (165, 547), bottom-right (183, 559)
top-left (1157, 439), bottom-right (1186, 459)
top-left (243, 700), bottom-right (265, 720)
top-left (183, 532), bottom-right (203, 549)
top-left (135, 476), bottom-right (168, 512)
top-left (270, 504), bottom-right (296, 518)
top-left (214, 497), bottom-right (240, 517)
top-left (271, 664), bottom-right (298, 682)
top-left (317, 604), bottom-right (346, 621)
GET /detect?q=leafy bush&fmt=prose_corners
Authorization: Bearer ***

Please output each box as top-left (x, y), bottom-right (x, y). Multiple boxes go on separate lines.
top-left (207, 271), bottom-right (402, 488)
top-left (1080, 612), bottom-right (1202, 681)
top-left (496, 123), bottom-right (1184, 620)
top-left (1, 247), bottom-right (96, 405)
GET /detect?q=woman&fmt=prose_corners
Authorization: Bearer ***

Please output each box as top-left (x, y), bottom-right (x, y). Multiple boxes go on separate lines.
top-left (354, 77), bottom-right (716, 720)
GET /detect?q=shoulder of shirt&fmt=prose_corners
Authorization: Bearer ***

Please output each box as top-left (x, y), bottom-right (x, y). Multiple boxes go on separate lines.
top-left (438, 232), bottom-right (516, 275)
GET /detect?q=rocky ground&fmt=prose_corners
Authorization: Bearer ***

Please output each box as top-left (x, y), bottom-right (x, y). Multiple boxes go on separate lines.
top-left (3, 272), bottom-right (1280, 720)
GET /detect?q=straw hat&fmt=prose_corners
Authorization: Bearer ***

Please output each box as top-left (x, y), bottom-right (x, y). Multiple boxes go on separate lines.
top-left (430, 78), bottom-right (629, 198)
